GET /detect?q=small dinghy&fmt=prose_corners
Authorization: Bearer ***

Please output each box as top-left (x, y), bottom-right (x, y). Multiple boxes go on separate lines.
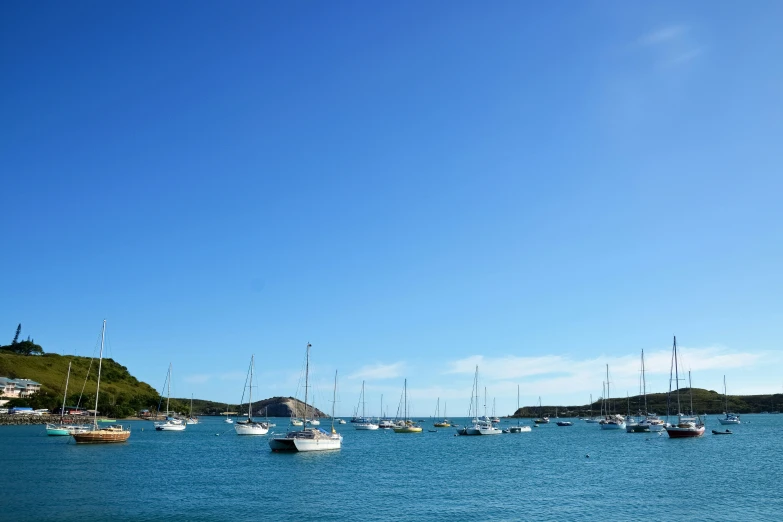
top-left (712, 429), bottom-right (732, 435)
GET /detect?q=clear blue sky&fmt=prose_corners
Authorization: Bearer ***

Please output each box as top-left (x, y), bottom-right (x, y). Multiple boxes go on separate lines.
top-left (2, 1), bottom-right (782, 417)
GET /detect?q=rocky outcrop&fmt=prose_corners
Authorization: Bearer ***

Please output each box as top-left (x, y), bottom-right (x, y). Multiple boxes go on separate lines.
top-left (249, 396), bottom-right (327, 418)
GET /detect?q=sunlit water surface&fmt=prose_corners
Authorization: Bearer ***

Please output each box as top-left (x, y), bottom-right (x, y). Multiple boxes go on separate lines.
top-left (2, 415), bottom-right (781, 521)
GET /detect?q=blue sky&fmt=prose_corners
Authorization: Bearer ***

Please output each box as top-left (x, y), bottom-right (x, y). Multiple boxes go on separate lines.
top-left (2, 2), bottom-right (782, 417)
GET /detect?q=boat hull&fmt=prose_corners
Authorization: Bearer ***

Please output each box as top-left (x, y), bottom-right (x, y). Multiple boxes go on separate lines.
top-left (234, 422), bottom-right (269, 435)
top-left (72, 427), bottom-right (130, 444)
top-left (599, 422), bottom-right (626, 430)
top-left (717, 417), bottom-right (740, 425)
top-left (269, 429), bottom-right (342, 452)
top-left (155, 422), bottom-right (186, 431)
top-left (354, 423), bottom-right (379, 430)
top-left (665, 426), bottom-right (705, 438)
top-left (507, 426), bottom-right (532, 433)
top-left (393, 426), bottom-right (423, 433)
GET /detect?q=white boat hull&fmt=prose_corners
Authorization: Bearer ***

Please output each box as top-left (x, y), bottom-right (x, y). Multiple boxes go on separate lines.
top-left (507, 426), bottom-right (532, 433)
top-left (234, 422), bottom-right (269, 435)
top-left (155, 422), bottom-right (186, 431)
top-left (599, 421), bottom-right (626, 430)
top-left (355, 423), bottom-right (379, 430)
top-left (269, 429), bottom-right (342, 452)
top-left (717, 417), bottom-right (740, 425)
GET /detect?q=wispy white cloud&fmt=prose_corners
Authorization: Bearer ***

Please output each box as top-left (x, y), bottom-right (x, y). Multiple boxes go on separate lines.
top-left (638, 25), bottom-right (687, 46)
top-left (218, 371), bottom-right (247, 381)
top-left (348, 362), bottom-right (405, 380)
top-left (666, 48), bottom-right (703, 67)
top-left (444, 345), bottom-right (767, 401)
top-left (634, 24), bottom-right (703, 68)
top-left (183, 374), bottom-right (211, 384)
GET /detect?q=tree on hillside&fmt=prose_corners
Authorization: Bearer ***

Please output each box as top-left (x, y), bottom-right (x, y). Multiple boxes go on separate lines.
top-left (12, 323), bottom-right (21, 344)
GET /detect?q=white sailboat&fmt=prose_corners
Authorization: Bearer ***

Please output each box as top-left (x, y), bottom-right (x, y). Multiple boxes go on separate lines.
top-left (224, 403), bottom-right (233, 423)
top-left (584, 394), bottom-right (600, 423)
top-left (393, 378), bottom-right (423, 433)
top-left (717, 376), bottom-right (741, 425)
top-left (72, 320), bottom-right (131, 444)
top-left (433, 398), bottom-right (451, 428)
top-left (235, 355), bottom-right (269, 435)
top-left (186, 394), bottom-right (198, 424)
top-left (46, 362), bottom-right (88, 436)
top-left (634, 349), bottom-right (665, 432)
top-left (155, 363), bottom-right (186, 431)
top-left (665, 336), bottom-right (705, 438)
top-left (599, 364), bottom-right (626, 430)
top-left (457, 366), bottom-right (501, 435)
top-left (269, 343), bottom-right (342, 452)
top-left (354, 381), bottom-right (379, 430)
top-left (507, 385), bottom-right (531, 433)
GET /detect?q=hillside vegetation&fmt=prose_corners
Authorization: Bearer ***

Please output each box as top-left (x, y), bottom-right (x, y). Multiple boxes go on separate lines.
top-left (0, 352), bottom-right (161, 417)
top-left (513, 388), bottom-right (783, 417)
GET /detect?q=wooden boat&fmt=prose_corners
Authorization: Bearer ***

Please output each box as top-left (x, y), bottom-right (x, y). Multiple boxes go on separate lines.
top-left (72, 321), bottom-right (131, 444)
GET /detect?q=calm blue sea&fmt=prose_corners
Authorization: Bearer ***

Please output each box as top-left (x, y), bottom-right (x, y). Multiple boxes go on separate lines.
top-left (1, 415), bottom-right (781, 521)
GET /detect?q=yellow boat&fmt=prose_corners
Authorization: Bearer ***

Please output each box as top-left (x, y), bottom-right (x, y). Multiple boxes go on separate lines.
top-left (393, 425), bottom-right (423, 433)
top-left (433, 398), bottom-right (451, 427)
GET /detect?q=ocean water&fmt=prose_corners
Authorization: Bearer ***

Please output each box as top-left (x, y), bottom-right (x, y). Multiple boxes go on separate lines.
top-left (2, 415), bottom-right (781, 521)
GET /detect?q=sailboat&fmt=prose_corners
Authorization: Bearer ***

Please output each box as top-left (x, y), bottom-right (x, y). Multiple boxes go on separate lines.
top-left (717, 376), bottom-right (741, 425)
top-left (378, 394), bottom-right (394, 429)
top-left (235, 355), bottom-right (268, 435)
top-left (269, 343), bottom-right (342, 451)
top-left (155, 363), bottom-right (186, 431)
top-left (71, 320), bottom-right (131, 444)
top-left (46, 362), bottom-right (88, 436)
top-left (599, 364), bottom-right (626, 430)
top-left (186, 395), bottom-right (198, 424)
top-left (354, 381), bottom-right (379, 430)
top-left (433, 398), bottom-right (450, 428)
top-left (507, 385), bottom-right (531, 433)
top-left (393, 378), bottom-right (423, 433)
top-left (457, 366), bottom-right (501, 435)
top-left (665, 336), bottom-right (705, 438)
top-left (533, 397), bottom-right (549, 424)
top-left (224, 403), bottom-right (233, 423)
top-left (584, 394), bottom-right (600, 423)
top-left (635, 349), bottom-right (665, 432)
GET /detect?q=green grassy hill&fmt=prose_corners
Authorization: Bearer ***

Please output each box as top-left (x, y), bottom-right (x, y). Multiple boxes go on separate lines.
top-left (512, 388), bottom-right (783, 417)
top-left (0, 352), bottom-right (161, 417)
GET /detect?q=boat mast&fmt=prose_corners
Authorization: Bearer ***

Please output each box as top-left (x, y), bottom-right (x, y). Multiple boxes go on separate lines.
top-left (674, 336), bottom-right (681, 417)
top-left (688, 370), bottom-right (694, 416)
top-left (607, 368), bottom-right (611, 416)
top-left (361, 381), bottom-right (365, 419)
top-left (474, 366), bottom-right (479, 420)
top-left (404, 378), bottom-right (407, 421)
top-left (303, 343), bottom-right (310, 431)
top-left (166, 363), bottom-right (171, 417)
top-left (248, 355), bottom-right (254, 420)
top-left (93, 320), bottom-right (106, 428)
top-left (590, 393), bottom-right (593, 419)
top-left (642, 349), bottom-right (648, 415)
top-left (724, 375), bottom-right (728, 413)
top-left (331, 370), bottom-right (337, 432)
top-left (61, 362), bottom-right (71, 423)
top-left (517, 385), bottom-right (520, 426)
